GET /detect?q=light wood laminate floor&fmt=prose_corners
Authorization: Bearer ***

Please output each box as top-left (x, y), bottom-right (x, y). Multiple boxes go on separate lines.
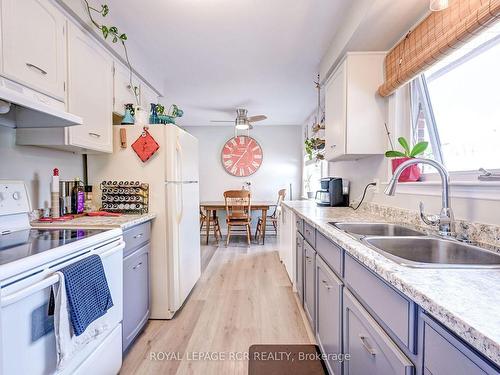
top-left (121, 238), bottom-right (315, 375)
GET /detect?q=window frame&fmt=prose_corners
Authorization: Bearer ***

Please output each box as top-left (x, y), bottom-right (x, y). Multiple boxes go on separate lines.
top-left (414, 25), bottom-right (500, 178)
top-left (410, 65), bottom-right (500, 179)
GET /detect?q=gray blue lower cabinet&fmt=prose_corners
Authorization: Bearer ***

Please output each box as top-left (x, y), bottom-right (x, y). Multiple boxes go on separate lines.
top-left (122, 221), bottom-right (151, 352)
top-left (316, 255), bottom-right (343, 375)
top-left (343, 289), bottom-right (414, 375)
top-left (293, 222), bottom-right (499, 375)
top-left (296, 232), bottom-right (304, 304)
top-left (344, 253), bottom-right (416, 354)
top-left (304, 241), bottom-right (316, 330)
top-left (421, 312), bottom-right (499, 375)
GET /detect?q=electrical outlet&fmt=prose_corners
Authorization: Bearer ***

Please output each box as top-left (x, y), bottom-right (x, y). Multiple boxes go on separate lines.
top-left (373, 179), bottom-right (380, 193)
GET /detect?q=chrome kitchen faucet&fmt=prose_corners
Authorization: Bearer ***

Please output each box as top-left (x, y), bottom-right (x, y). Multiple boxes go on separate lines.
top-left (384, 158), bottom-right (455, 238)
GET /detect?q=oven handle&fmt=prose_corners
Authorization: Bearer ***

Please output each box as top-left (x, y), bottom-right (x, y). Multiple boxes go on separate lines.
top-left (0, 241), bottom-right (125, 308)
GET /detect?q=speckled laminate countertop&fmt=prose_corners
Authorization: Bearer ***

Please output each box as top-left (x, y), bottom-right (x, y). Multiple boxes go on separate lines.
top-left (31, 213), bottom-right (156, 230)
top-left (283, 200), bottom-right (500, 367)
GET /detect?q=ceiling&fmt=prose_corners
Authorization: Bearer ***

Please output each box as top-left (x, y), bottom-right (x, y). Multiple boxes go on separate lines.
top-left (100, 0), bottom-right (352, 126)
top-left (101, 0), bottom-right (429, 127)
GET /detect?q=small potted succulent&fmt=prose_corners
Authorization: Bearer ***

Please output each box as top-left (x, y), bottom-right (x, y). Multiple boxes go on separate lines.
top-left (385, 137), bottom-right (428, 182)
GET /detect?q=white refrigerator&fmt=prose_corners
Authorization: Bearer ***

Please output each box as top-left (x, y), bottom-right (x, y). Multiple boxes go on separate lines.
top-left (88, 124), bottom-right (201, 319)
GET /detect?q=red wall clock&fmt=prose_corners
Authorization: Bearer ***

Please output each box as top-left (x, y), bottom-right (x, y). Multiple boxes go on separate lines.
top-left (221, 136), bottom-right (263, 177)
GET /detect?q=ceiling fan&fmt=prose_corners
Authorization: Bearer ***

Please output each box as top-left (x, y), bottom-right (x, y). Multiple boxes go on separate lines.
top-left (211, 108), bottom-right (267, 130)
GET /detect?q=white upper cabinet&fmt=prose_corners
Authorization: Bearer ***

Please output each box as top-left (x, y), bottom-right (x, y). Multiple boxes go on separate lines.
top-left (324, 52), bottom-right (387, 161)
top-left (113, 62), bottom-right (140, 115)
top-left (0, 0), bottom-right (66, 100)
top-left (66, 22), bottom-right (113, 153)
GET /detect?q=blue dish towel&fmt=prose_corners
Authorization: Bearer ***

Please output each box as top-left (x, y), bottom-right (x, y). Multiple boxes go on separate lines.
top-left (60, 254), bottom-right (114, 336)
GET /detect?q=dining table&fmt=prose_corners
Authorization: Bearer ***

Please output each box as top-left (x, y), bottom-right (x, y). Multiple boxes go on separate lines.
top-left (200, 201), bottom-right (276, 245)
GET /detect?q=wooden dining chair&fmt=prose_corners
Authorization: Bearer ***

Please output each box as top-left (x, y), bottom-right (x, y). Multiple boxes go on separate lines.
top-left (255, 189), bottom-right (286, 241)
top-left (200, 209), bottom-right (222, 242)
top-left (224, 190), bottom-right (252, 246)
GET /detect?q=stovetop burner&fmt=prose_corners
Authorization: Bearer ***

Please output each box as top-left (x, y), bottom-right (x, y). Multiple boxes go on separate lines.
top-left (0, 228), bottom-right (105, 266)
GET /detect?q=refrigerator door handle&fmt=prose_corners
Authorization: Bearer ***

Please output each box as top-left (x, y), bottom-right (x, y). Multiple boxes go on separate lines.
top-left (176, 137), bottom-right (184, 222)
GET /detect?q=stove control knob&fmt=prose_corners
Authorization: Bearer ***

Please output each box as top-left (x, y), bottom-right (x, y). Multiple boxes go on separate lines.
top-left (12, 191), bottom-right (21, 200)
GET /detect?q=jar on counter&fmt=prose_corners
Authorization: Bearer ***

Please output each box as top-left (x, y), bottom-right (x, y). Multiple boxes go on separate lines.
top-left (84, 185), bottom-right (93, 213)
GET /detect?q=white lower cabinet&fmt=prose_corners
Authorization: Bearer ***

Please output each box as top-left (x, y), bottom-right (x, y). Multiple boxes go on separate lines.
top-left (303, 241), bottom-right (316, 330)
top-left (17, 23), bottom-right (114, 153)
top-left (277, 205), bottom-right (294, 282)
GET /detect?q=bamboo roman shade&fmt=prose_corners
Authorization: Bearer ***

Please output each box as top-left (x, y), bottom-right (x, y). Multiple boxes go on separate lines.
top-left (378, 0), bottom-right (500, 97)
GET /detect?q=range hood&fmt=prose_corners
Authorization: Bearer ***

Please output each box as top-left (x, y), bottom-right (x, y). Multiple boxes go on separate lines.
top-left (0, 77), bottom-right (82, 128)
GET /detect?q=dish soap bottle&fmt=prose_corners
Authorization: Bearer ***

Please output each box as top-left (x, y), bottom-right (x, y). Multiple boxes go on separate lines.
top-left (71, 177), bottom-right (85, 214)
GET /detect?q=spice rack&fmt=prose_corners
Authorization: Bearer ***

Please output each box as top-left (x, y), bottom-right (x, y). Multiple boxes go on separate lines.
top-left (100, 181), bottom-right (149, 214)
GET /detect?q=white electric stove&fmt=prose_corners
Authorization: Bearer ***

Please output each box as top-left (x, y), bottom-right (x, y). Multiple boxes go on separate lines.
top-left (0, 181), bottom-right (125, 375)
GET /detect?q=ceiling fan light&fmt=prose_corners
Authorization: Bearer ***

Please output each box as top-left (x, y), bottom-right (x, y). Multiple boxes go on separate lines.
top-left (235, 123), bottom-right (249, 130)
top-left (235, 118), bottom-right (249, 130)
top-left (429, 0), bottom-right (449, 11)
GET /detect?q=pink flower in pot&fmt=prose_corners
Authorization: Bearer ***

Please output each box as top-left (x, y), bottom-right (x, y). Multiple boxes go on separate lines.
top-left (385, 137), bottom-right (429, 182)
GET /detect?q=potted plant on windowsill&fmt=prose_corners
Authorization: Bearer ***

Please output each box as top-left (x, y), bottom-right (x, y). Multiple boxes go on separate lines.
top-left (385, 137), bottom-right (428, 182)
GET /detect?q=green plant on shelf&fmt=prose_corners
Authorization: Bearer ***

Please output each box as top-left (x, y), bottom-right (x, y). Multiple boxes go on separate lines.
top-left (304, 137), bottom-right (325, 160)
top-left (83, 1), bottom-right (140, 105)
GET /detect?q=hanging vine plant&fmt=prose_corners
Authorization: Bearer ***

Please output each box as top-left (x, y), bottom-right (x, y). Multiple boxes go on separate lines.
top-left (83, 1), bottom-right (140, 105)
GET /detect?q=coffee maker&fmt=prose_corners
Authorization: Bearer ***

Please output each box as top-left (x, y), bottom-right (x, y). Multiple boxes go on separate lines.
top-left (315, 177), bottom-right (349, 207)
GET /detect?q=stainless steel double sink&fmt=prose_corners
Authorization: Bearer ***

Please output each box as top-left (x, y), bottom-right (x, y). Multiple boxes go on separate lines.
top-left (330, 222), bottom-right (500, 269)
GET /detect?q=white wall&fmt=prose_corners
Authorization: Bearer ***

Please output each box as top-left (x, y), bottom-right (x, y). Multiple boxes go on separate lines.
top-left (0, 126), bottom-right (83, 210)
top-left (185, 125), bottom-right (302, 202)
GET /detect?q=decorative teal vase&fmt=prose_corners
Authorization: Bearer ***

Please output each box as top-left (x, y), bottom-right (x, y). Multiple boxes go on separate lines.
top-left (121, 103), bottom-right (135, 125)
top-left (149, 103), bottom-right (159, 124)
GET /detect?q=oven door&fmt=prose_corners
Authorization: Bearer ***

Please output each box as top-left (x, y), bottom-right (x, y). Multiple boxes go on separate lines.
top-left (0, 238), bottom-right (124, 375)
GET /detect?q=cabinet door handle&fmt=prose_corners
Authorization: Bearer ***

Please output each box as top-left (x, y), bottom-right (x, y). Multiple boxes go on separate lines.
top-left (89, 132), bottom-right (101, 138)
top-left (359, 335), bottom-right (376, 356)
top-left (133, 233), bottom-right (143, 239)
top-left (321, 280), bottom-right (332, 290)
top-left (26, 62), bottom-right (47, 75)
top-left (132, 261), bottom-right (143, 270)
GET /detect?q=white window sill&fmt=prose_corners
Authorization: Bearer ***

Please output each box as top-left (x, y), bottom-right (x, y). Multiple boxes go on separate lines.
top-left (380, 180), bottom-right (500, 201)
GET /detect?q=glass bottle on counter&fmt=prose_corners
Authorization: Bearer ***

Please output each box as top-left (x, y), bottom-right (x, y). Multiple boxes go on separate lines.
top-left (71, 177), bottom-right (85, 214)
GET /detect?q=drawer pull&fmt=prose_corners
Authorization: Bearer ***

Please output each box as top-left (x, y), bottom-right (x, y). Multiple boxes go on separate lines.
top-left (89, 132), bottom-right (101, 138)
top-left (359, 335), bottom-right (376, 356)
top-left (132, 261), bottom-right (143, 270)
top-left (26, 62), bottom-right (47, 75)
top-left (133, 233), bottom-right (143, 239)
top-left (321, 280), bottom-right (332, 290)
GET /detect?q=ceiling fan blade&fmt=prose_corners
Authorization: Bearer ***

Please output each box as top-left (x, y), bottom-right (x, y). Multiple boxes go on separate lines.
top-left (210, 120), bottom-right (235, 123)
top-left (247, 115), bottom-right (267, 122)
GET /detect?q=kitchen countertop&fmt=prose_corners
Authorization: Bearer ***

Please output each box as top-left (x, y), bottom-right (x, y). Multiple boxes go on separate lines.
top-left (283, 200), bottom-right (500, 367)
top-left (31, 213), bottom-right (156, 230)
